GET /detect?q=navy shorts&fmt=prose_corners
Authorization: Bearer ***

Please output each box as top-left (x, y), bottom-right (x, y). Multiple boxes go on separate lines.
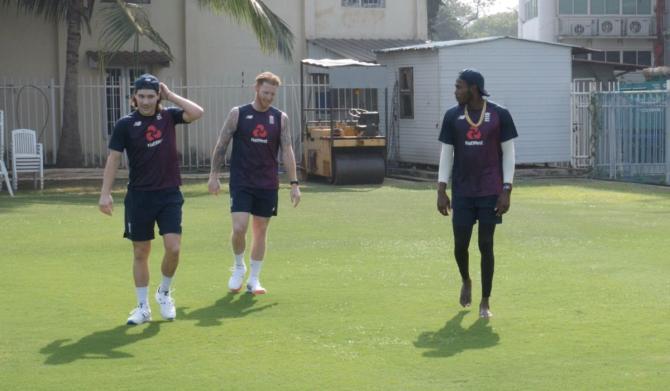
top-left (230, 187), bottom-right (278, 218)
top-left (452, 194), bottom-right (502, 226)
top-left (123, 187), bottom-right (184, 241)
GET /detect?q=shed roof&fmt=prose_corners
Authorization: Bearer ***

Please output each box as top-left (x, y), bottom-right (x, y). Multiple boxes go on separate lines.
top-left (301, 58), bottom-right (380, 68)
top-left (374, 36), bottom-right (594, 55)
top-left (308, 38), bottom-right (425, 62)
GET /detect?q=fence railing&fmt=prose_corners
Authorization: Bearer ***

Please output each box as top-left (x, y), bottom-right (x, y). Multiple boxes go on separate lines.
top-left (0, 78), bottom-right (60, 165)
top-left (0, 77), bottom-right (387, 170)
top-left (571, 80), bottom-right (670, 185)
top-left (571, 81), bottom-right (619, 168)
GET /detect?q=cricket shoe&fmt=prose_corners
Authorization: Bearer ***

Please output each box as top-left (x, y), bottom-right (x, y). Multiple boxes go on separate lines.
top-left (127, 304), bottom-right (152, 325)
top-left (155, 288), bottom-right (176, 320)
top-left (246, 279), bottom-right (267, 295)
top-left (228, 265), bottom-right (247, 293)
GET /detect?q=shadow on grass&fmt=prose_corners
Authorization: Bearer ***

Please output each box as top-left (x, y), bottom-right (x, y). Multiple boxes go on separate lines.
top-left (40, 322), bottom-right (162, 365)
top-left (177, 292), bottom-right (277, 327)
top-left (414, 311), bottom-right (499, 358)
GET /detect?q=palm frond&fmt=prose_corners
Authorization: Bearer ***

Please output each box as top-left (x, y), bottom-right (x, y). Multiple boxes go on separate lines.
top-left (0, 0), bottom-right (69, 23)
top-left (198, 0), bottom-right (294, 61)
top-left (0, 0), bottom-right (96, 31)
top-left (96, 0), bottom-right (173, 63)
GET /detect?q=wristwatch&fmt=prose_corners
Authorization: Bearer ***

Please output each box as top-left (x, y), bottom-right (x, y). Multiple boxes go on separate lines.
top-left (502, 183), bottom-right (513, 192)
top-left (290, 180), bottom-right (299, 186)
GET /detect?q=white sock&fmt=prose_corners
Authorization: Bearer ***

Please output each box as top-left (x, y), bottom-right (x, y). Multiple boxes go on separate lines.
top-left (234, 253), bottom-right (245, 269)
top-left (159, 275), bottom-right (172, 293)
top-left (249, 259), bottom-right (263, 282)
top-left (136, 286), bottom-right (149, 308)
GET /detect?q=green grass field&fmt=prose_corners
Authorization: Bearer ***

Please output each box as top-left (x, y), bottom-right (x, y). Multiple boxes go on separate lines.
top-left (1, 178), bottom-right (669, 390)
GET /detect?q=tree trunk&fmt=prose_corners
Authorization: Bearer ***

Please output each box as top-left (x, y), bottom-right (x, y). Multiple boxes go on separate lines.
top-left (56, 0), bottom-right (83, 167)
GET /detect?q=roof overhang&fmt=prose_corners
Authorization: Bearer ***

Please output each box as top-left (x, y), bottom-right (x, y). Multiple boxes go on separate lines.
top-left (374, 36), bottom-right (596, 56)
top-left (86, 50), bottom-right (171, 68)
top-left (308, 38), bottom-right (425, 62)
top-left (301, 58), bottom-right (381, 69)
top-left (572, 58), bottom-right (647, 72)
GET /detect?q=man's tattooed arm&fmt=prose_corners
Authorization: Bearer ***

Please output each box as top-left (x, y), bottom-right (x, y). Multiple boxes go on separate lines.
top-left (209, 107), bottom-right (239, 177)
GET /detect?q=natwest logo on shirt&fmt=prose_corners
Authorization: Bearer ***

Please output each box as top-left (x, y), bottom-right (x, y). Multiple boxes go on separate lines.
top-left (465, 126), bottom-right (484, 146)
top-left (251, 124), bottom-right (268, 144)
top-left (145, 124), bottom-right (163, 147)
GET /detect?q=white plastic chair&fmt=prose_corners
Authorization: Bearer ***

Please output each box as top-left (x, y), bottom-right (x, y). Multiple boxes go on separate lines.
top-left (11, 128), bottom-right (43, 191)
top-left (0, 110), bottom-right (14, 196)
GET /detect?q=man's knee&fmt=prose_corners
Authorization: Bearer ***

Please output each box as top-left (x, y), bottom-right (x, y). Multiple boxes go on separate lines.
top-left (164, 242), bottom-right (180, 257)
top-left (133, 242), bottom-right (150, 261)
top-left (253, 226), bottom-right (268, 239)
top-left (478, 238), bottom-right (494, 254)
top-left (232, 222), bottom-right (248, 237)
top-left (453, 235), bottom-right (470, 253)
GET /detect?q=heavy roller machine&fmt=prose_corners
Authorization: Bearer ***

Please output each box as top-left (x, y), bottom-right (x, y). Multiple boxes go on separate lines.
top-left (300, 59), bottom-right (387, 185)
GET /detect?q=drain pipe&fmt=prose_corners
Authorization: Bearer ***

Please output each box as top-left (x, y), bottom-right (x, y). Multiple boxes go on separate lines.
top-left (655, 0), bottom-right (666, 66)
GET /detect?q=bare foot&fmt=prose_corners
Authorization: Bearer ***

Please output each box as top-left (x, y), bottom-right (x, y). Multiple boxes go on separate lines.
top-left (459, 279), bottom-right (472, 307)
top-left (479, 298), bottom-right (493, 318)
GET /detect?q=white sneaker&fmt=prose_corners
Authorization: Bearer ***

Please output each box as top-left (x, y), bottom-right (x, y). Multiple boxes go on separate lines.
top-left (155, 288), bottom-right (176, 320)
top-left (228, 265), bottom-right (247, 293)
top-left (127, 305), bottom-right (152, 325)
top-left (246, 279), bottom-right (267, 295)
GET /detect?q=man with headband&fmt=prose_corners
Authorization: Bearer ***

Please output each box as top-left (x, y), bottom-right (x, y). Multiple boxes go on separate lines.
top-left (436, 69), bottom-right (518, 318)
top-left (99, 74), bottom-right (204, 325)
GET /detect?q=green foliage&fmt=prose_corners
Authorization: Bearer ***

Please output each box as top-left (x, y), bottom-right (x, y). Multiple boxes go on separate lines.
top-left (464, 10), bottom-right (518, 38)
top-left (429, 0), bottom-right (495, 40)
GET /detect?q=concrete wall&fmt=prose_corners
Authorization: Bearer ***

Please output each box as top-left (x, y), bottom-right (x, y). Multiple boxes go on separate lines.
top-left (305, 0), bottom-right (427, 40)
top-left (518, 0), bottom-right (558, 42)
top-left (518, 0), bottom-right (657, 63)
top-left (0, 0), bottom-right (428, 83)
top-left (0, 9), bottom-right (60, 80)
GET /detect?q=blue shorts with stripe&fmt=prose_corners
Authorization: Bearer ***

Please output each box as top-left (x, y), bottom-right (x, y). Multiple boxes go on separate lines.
top-left (123, 187), bottom-right (184, 241)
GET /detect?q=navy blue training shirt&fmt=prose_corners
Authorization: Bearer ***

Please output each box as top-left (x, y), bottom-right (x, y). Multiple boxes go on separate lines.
top-left (108, 107), bottom-right (186, 190)
top-left (229, 103), bottom-right (283, 190)
top-left (439, 100), bottom-right (518, 197)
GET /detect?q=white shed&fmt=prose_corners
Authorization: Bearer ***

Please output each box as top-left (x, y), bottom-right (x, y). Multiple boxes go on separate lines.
top-left (376, 36), bottom-right (583, 165)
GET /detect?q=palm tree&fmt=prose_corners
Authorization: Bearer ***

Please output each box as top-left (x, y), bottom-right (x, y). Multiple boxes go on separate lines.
top-left (1, 0), bottom-right (294, 167)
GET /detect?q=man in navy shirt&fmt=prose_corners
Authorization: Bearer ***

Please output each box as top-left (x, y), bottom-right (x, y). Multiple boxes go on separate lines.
top-left (99, 74), bottom-right (203, 325)
top-left (437, 69), bottom-right (517, 318)
top-left (208, 72), bottom-right (301, 295)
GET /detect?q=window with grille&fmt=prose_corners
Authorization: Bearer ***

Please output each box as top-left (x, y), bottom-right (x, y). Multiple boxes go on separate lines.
top-left (399, 67), bottom-right (413, 119)
top-left (559, 0), bottom-right (588, 14)
top-left (622, 0), bottom-right (651, 15)
top-left (105, 67), bottom-right (146, 136)
top-left (524, 0), bottom-right (538, 20)
top-left (606, 51), bottom-right (621, 63)
top-left (590, 0), bottom-right (620, 14)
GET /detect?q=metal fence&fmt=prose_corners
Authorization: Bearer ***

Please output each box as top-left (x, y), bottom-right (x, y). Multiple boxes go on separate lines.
top-left (0, 77), bottom-right (386, 170)
top-left (0, 78), bottom-right (60, 165)
top-left (571, 81), bottom-right (670, 185)
top-left (571, 80), bottom-right (619, 168)
top-left (0, 78), bottom-right (306, 170)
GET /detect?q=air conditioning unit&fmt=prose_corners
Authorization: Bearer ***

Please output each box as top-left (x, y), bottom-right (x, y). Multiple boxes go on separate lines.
top-left (597, 18), bottom-right (622, 36)
top-left (625, 18), bottom-right (652, 36)
top-left (560, 19), bottom-right (595, 37)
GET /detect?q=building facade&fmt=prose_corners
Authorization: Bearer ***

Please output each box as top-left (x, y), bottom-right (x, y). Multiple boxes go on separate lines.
top-left (518, 0), bottom-right (666, 67)
top-left (0, 0), bottom-right (427, 167)
top-left (0, 0), bottom-right (427, 84)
